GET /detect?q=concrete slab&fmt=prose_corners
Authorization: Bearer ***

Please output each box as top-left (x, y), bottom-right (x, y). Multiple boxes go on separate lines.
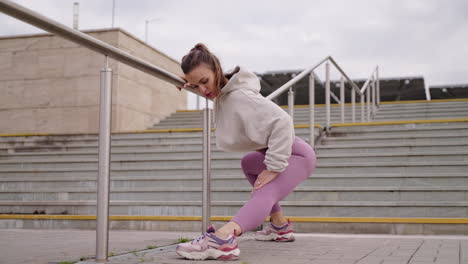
top-left (1, 229), bottom-right (467, 264)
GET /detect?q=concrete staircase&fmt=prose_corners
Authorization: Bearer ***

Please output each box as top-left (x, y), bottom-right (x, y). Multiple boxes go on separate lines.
top-left (0, 99), bottom-right (467, 234)
top-left (151, 100), bottom-right (468, 129)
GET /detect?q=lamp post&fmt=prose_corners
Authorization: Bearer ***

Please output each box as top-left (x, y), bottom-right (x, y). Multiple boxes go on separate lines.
top-left (145, 18), bottom-right (161, 43)
top-left (111, 0), bottom-right (115, 27)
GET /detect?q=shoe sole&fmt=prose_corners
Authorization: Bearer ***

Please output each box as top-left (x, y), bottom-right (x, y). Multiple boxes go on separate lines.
top-left (176, 248), bottom-right (240, 260)
top-left (255, 232), bottom-right (295, 242)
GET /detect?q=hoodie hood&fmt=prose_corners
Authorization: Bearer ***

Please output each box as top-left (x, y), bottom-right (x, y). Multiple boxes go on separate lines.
top-left (220, 66), bottom-right (261, 95)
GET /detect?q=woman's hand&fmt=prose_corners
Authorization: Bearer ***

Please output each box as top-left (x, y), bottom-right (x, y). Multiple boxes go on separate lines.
top-left (253, 170), bottom-right (280, 191)
top-left (176, 77), bottom-right (190, 91)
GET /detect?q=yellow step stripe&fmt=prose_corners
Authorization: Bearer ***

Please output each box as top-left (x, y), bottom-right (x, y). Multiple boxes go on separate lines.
top-left (1, 215), bottom-right (468, 224)
top-left (0, 124), bottom-right (322, 137)
top-left (278, 98), bottom-right (468, 108)
top-left (331, 118), bottom-right (468, 127)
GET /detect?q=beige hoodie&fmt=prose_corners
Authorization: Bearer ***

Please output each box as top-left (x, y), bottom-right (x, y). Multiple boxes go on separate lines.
top-left (214, 66), bottom-right (295, 172)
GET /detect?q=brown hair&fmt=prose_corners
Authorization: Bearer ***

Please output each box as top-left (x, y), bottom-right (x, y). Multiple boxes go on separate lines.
top-left (181, 43), bottom-right (228, 96)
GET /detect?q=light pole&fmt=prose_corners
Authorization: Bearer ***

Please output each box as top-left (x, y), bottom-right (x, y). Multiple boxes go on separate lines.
top-left (111, 0), bottom-right (115, 27)
top-left (145, 18), bottom-right (161, 43)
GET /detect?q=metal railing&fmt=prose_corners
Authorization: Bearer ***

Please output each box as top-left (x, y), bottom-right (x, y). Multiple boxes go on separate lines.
top-left (0, 0), bottom-right (380, 262)
top-left (0, 0), bottom-right (213, 262)
top-left (266, 56), bottom-right (380, 147)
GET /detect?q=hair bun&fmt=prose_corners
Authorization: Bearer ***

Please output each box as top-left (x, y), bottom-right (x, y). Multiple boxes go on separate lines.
top-left (191, 43), bottom-right (209, 53)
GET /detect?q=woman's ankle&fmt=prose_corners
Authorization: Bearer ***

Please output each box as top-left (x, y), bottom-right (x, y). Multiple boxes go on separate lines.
top-left (215, 221), bottom-right (242, 239)
top-left (270, 218), bottom-right (288, 227)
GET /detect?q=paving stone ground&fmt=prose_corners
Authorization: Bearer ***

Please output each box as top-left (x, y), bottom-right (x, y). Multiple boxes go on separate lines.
top-left (1, 229), bottom-right (467, 264)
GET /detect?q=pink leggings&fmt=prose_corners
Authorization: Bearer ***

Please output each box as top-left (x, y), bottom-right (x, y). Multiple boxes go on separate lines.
top-left (230, 136), bottom-right (317, 233)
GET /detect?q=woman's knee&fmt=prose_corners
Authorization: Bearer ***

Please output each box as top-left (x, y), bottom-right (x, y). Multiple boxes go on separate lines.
top-left (241, 151), bottom-right (266, 172)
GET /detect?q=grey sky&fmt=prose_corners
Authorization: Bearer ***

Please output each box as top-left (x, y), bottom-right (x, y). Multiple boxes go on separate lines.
top-left (1, 0), bottom-right (467, 88)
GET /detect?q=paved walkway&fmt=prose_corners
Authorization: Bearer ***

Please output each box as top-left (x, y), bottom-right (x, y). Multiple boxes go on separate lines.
top-left (1, 229), bottom-right (467, 264)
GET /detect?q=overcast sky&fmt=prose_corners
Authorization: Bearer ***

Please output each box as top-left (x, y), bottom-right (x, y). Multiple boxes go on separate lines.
top-left (1, 0), bottom-right (467, 89)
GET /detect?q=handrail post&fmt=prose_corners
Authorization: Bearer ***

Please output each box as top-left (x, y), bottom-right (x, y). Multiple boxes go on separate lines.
top-left (309, 73), bottom-right (315, 147)
top-left (325, 61), bottom-right (331, 129)
top-left (340, 77), bottom-right (345, 123)
top-left (202, 98), bottom-right (212, 233)
top-left (288, 87), bottom-right (295, 123)
top-left (360, 93), bottom-right (365, 123)
top-left (366, 83), bottom-right (371, 122)
top-left (96, 56), bottom-right (112, 262)
top-left (351, 84), bottom-right (356, 123)
top-left (376, 66), bottom-right (380, 106)
top-left (372, 75), bottom-right (376, 117)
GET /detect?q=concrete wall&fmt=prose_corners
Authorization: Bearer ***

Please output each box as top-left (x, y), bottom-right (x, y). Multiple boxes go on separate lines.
top-left (0, 28), bottom-right (186, 134)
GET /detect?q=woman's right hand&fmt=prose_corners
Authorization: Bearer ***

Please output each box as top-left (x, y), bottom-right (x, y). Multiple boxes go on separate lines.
top-left (176, 82), bottom-right (197, 91)
top-left (176, 77), bottom-right (190, 91)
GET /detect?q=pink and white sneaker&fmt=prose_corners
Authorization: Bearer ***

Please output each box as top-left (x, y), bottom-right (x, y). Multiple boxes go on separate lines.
top-left (255, 219), bottom-right (295, 242)
top-left (175, 225), bottom-right (240, 260)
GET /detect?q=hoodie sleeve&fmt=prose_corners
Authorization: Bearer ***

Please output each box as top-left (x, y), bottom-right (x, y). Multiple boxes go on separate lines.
top-left (236, 90), bottom-right (295, 172)
top-left (263, 111), bottom-right (295, 172)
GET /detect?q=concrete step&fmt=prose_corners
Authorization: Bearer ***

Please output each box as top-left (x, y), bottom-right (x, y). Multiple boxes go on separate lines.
top-left (0, 128), bottom-right (321, 146)
top-left (329, 122), bottom-right (468, 132)
top-left (321, 134), bottom-right (468, 146)
top-left (2, 173), bottom-right (467, 190)
top-left (1, 151), bottom-right (467, 169)
top-left (316, 142), bottom-right (468, 154)
top-left (0, 160), bottom-right (466, 177)
top-left (2, 148), bottom-right (465, 162)
top-left (378, 101), bottom-right (468, 108)
top-left (1, 200), bottom-right (466, 217)
top-left (1, 186), bottom-right (467, 202)
top-left (0, 186), bottom-right (468, 201)
top-left (328, 125), bottom-right (468, 137)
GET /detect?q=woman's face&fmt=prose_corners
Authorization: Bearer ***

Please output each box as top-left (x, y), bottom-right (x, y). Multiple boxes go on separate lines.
top-left (184, 63), bottom-right (218, 99)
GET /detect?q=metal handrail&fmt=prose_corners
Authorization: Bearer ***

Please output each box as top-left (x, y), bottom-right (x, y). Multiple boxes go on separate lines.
top-left (1, 1), bottom-right (380, 263)
top-left (0, 0), bottom-right (204, 95)
top-left (266, 57), bottom-right (329, 100)
top-left (0, 0), bottom-right (212, 262)
top-left (266, 55), bottom-right (380, 144)
top-left (267, 56), bottom-right (374, 100)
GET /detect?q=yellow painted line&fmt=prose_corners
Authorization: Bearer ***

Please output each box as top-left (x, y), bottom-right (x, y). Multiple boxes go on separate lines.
top-left (176, 109), bottom-right (202, 112)
top-left (380, 98), bottom-right (468, 105)
top-left (332, 118), bottom-right (468, 127)
top-left (285, 217), bottom-right (468, 224)
top-left (124, 128), bottom-right (206, 133)
top-left (281, 103), bottom-right (363, 108)
top-left (0, 128), bottom-right (209, 137)
top-left (0, 132), bottom-right (95, 137)
top-left (295, 124), bottom-right (323, 129)
top-left (2, 215), bottom-right (468, 224)
top-left (279, 98), bottom-right (468, 108)
top-left (0, 124), bottom-right (323, 137)
top-left (0, 215), bottom-right (97, 220)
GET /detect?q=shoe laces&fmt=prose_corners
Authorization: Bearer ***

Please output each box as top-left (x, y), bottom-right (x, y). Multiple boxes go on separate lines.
top-left (192, 232), bottom-right (209, 244)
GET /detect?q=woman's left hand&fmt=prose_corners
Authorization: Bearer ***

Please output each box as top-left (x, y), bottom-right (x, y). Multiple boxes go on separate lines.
top-left (253, 170), bottom-right (280, 191)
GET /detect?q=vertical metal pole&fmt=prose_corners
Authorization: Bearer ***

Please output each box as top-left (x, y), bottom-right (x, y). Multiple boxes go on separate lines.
top-left (340, 77), bottom-right (345, 123)
top-left (196, 96), bottom-right (200, 110)
top-left (288, 87), bottom-right (294, 124)
top-left (202, 98), bottom-right (211, 233)
top-left (376, 66), bottom-right (380, 106)
top-left (366, 86), bottom-right (371, 122)
top-left (372, 76), bottom-right (376, 117)
top-left (325, 62), bottom-right (331, 128)
top-left (351, 87), bottom-right (356, 123)
top-left (309, 73), bottom-right (315, 147)
top-left (73, 2), bottom-right (79, 30)
top-left (111, 0), bottom-right (115, 27)
top-left (360, 94), bottom-right (365, 123)
top-left (145, 20), bottom-right (149, 43)
top-left (96, 56), bottom-right (112, 262)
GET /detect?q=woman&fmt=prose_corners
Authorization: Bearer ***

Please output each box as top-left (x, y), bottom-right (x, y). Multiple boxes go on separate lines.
top-left (175, 43), bottom-right (317, 261)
